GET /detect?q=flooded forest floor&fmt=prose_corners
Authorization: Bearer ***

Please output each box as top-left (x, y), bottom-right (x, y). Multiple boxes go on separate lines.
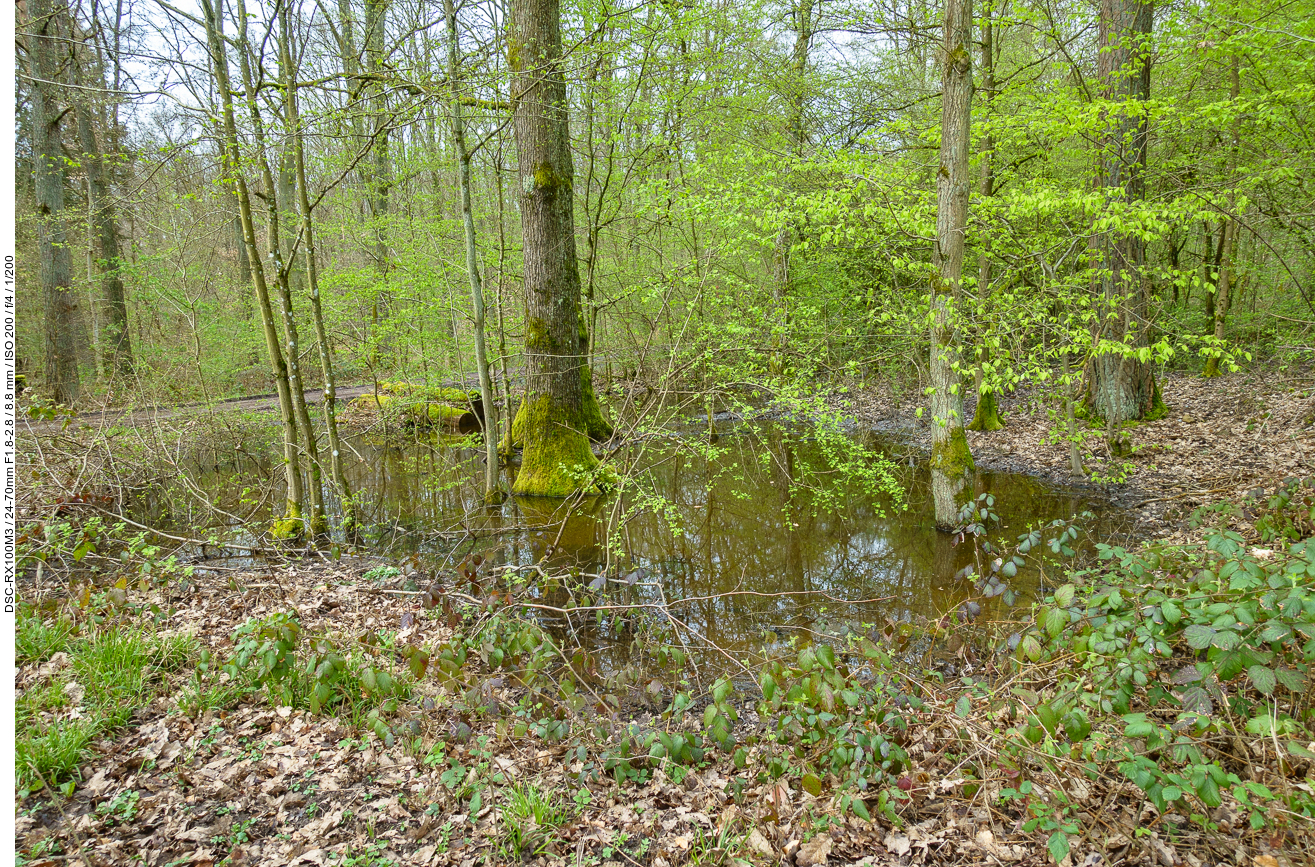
top-left (14, 368), bottom-right (1315, 867)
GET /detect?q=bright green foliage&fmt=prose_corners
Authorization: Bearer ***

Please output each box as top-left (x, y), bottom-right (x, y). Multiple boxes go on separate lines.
top-left (15, 613), bottom-right (197, 792)
top-left (1004, 498), bottom-right (1315, 840)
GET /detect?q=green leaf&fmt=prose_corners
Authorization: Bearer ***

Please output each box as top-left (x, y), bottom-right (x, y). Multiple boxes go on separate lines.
top-left (1161, 600), bottom-right (1181, 625)
top-left (1183, 624), bottom-right (1216, 650)
top-left (1274, 668), bottom-right (1306, 692)
top-left (1211, 630), bottom-right (1241, 651)
top-left (1062, 710), bottom-right (1092, 742)
top-left (1248, 665), bottom-right (1277, 695)
top-left (955, 695), bottom-right (971, 718)
top-left (802, 772), bottom-right (823, 797)
top-left (1053, 584), bottom-right (1075, 608)
top-left (733, 747), bottom-right (748, 769)
top-left (1044, 607), bottom-right (1067, 639)
top-left (1047, 831), bottom-right (1070, 865)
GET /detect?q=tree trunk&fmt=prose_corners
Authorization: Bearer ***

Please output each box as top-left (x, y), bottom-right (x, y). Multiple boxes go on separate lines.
top-left (508, 0), bottom-right (599, 498)
top-left (282, 3), bottom-right (357, 539)
top-left (1204, 53), bottom-right (1241, 379)
top-left (232, 0), bottom-right (325, 535)
top-left (25, 0), bottom-right (81, 405)
top-left (967, 3), bottom-right (1002, 433)
top-left (929, 0), bottom-right (976, 531)
top-left (202, 0), bottom-right (306, 535)
top-left (70, 43), bottom-right (133, 380)
top-left (1088, 0), bottom-right (1161, 428)
top-left (770, 0), bottom-right (814, 372)
top-left (364, 0), bottom-right (392, 293)
top-left (444, 0), bottom-right (501, 503)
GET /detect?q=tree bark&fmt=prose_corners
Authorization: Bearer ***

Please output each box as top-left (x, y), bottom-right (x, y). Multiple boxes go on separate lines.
top-left (929, 0), bottom-right (976, 530)
top-left (231, 0), bottom-right (325, 535)
top-left (967, 2), bottom-right (1002, 433)
top-left (508, 0), bottom-right (599, 497)
top-left (363, 0), bottom-right (391, 276)
top-left (25, 0), bottom-right (81, 405)
top-left (444, 0), bottom-right (501, 502)
top-left (770, 0), bottom-right (814, 372)
top-left (1088, 0), bottom-right (1160, 427)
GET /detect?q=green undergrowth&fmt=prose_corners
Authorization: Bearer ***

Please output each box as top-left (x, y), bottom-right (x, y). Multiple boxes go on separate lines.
top-left (15, 607), bottom-right (197, 795)
top-left (18, 486), bottom-right (1314, 862)
top-left (195, 611), bottom-right (416, 744)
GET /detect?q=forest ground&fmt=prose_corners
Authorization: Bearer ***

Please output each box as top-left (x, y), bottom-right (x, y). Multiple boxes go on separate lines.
top-left (14, 367), bottom-right (1315, 867)
top-left (834, 368), bottom-right (1315, 538)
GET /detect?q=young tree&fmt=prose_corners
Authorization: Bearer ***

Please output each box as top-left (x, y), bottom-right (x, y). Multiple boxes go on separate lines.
top-left (230, 0), bottom-right (325, 534)
top-left (1087, 0), bottom-right (1160, 428)
top-left (281, 2), bottom-right (357, 536)
top-left (24, 0), bottom-right (82, 405)
top-left (966, 0), bottom-right (1000, 431)
top-left (928, 0), bottom-right (975, 530)
top-left (443, 0), bottom-right (500, 502)
top-left (201, 0), bottom-right (306, 533)
top-left (1203, 51), bottom-right (1241, 378)
top-left (508, 0), bottom-right (600, 498)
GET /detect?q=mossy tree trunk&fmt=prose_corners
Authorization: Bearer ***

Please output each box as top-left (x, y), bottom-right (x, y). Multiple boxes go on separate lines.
top-left (282, 3), bottom-right (356, 539)
top-left (202, 0), bottom-right (305, 535)
top-left (25, 0), bottom-right (81, 406)
top-left (1088, 0), bottom-right (1161, 428)
top-left (444, 0), bottom-right (501, 502)
top-left (508, 0), bottom-right (599, 497)
top-left (967, 2), bottom-right (1002, 433)
top-left (929, 0), bottom-right (976, 531)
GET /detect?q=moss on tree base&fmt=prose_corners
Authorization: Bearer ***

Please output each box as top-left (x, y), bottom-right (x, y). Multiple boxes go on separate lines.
top-left (269, 512), bottom-right (306, 541)
top-left (504, 372), bottom-right (612, 450)
top-left (510, 394), bottom-right (600, 498)
top-left (967, 389), bottom-right (1004, 432)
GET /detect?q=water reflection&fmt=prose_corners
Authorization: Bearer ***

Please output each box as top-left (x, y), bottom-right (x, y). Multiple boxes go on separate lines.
top-left (150, 420), bottom-right (1117, 659)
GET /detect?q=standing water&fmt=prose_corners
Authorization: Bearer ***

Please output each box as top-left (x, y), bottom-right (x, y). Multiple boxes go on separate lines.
top-left (139, 416), bottom-right (1125, 660)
